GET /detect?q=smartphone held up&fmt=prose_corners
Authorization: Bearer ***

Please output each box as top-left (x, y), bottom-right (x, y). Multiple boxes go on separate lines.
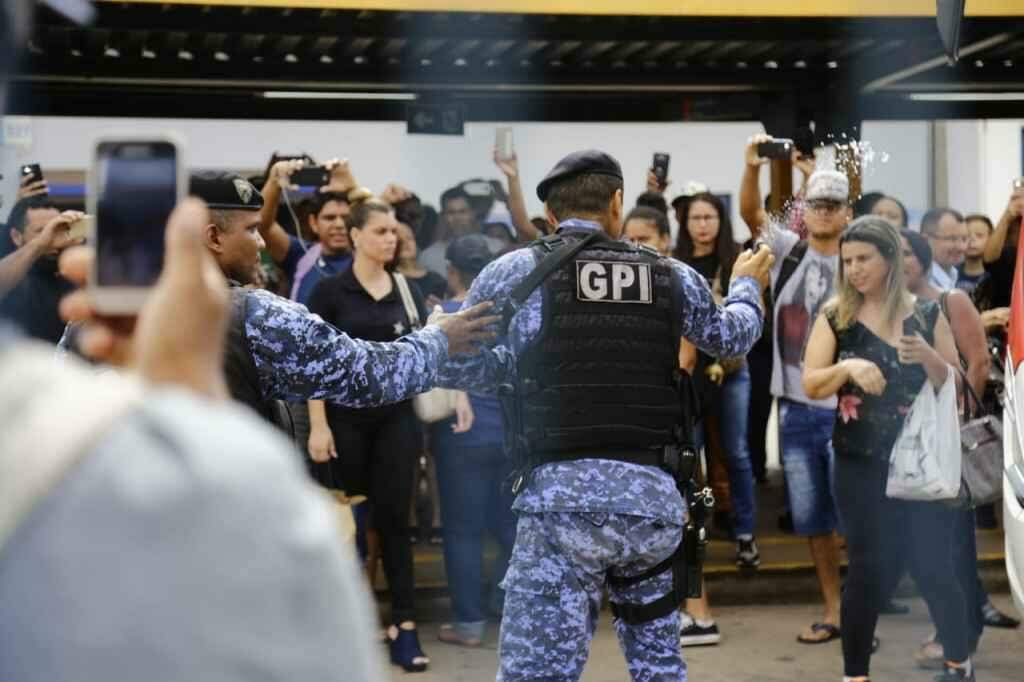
top-left (757, 138), bottom-right (794, 160)
top-left (496, 128), bottom-right (515, 161)
top-left (87, 134), bottom-right (186, 315)
top-left (652, 152), bottom-right (670, 189)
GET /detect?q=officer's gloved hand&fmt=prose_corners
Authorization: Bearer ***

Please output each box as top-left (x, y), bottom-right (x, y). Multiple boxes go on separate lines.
top-left (731, 243), bottom-right (775, 290)
top-left (427, 302), bottom-right (501, 356)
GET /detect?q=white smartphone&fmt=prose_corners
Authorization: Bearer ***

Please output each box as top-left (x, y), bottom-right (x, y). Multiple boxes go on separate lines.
top-left (87, 134), bottom-right (186, 314)
top-left (496, 127), bottom-right (514, 161)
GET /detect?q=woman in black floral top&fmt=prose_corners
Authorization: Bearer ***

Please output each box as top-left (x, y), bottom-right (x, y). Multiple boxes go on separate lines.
top-left (802, 217), bottom-right (972, 682)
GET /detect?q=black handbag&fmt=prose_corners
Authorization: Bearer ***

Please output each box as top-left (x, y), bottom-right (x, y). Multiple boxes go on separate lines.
top-left (953, 372), bottom-right (1003, 508)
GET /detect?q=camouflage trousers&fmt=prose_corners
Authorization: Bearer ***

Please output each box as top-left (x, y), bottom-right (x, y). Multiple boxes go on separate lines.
top-left (497, 510), bottom-right (686, 681)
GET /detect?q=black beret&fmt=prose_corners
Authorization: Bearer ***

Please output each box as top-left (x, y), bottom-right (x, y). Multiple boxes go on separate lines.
top-left (536, 150), bottom-right (623, 202)
top-left (446, 234), bottom-right (494, 274)
top-left (189, 171), bottom-right (264, 211)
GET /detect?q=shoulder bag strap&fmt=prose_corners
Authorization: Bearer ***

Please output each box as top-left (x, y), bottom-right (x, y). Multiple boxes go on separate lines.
top-left (392, 273), bottom-right (421, 330)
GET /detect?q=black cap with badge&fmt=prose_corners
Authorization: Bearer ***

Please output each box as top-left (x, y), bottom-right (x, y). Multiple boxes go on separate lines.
top-left (536, 150), bottom-right (623, 202)
top-left (189, 171), bottom-right (264, 211)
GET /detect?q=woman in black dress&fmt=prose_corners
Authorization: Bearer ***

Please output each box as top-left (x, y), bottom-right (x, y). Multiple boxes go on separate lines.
top-left (305, 197), bottom-right (431, 673)
top-left (802, 216), bottom-right (973, 682)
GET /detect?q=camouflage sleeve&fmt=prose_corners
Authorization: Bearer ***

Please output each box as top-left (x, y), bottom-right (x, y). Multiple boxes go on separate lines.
top-left (435, 251), bottom-right (535, 393)
top-left (244, 290), bottom-right (449, 407)
top-left (670, 260), bottom-right (764, 359)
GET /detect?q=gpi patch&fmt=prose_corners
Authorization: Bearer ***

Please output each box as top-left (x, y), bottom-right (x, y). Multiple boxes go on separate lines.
top-left (575, 260), bottom-right (653, 304)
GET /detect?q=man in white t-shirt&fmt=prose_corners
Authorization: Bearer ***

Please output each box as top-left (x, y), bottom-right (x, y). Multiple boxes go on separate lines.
top-left (740, 135), bottom-right (851, 645)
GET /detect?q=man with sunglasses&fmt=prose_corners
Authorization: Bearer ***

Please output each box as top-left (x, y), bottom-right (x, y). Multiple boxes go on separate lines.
top-left (740, 136), bottom-right (853, 646)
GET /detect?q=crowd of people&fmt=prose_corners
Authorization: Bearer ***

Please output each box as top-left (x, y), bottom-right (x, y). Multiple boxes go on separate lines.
top-left (1, 131), bottom-right (1022, 682)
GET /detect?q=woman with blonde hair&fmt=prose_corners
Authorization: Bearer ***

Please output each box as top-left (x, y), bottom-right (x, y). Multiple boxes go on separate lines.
top-left (802, 216), bottom-right (975, 682)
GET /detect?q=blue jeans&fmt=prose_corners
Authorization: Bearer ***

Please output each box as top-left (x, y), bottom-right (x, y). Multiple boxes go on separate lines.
top-left (435, 442), bottom-right (517, 625)
top-left (779, 399), bottom-right (838, 536)
top-left (719, 365), bottom-right (756, 537)
top-left (695, 366), bottom-right (757, 537)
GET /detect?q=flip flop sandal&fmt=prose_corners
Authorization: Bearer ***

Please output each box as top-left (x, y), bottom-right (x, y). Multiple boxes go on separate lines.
top-left (438, 624), bottom-right (483, 647)
top-left (797, 622), bottom-right (841, 644)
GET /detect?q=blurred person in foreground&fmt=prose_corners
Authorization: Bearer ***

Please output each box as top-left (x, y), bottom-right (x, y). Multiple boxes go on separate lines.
top-left (0, 199), bottom-right (387, 682)
top-left (437, 149), bottom-right (772, 681)
top-left (803, 216), bottom-right (971, 682)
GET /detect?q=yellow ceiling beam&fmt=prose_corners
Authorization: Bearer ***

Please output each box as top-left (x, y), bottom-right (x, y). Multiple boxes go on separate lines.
top-left (99, 0), bottom-right (1024, 18)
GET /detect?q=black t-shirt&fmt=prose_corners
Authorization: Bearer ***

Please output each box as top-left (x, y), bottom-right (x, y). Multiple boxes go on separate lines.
top-left (688, 253), bottom-right (719, 284)
top-left (307, 268), bottom-right (428, 418)
top-left (987, 246), bottom-right (1015, 309)
top-left (307, 267), bottom-right (428, 343)
top-left (0, 259), bottom-right (74, 344)
top-left (406, 270), bottom-right (448, 302)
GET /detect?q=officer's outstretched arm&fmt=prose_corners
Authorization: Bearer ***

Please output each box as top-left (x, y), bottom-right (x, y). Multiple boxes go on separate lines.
top-left (436, 254), bottom-right (523, 392)
top-left (244, 291), bottom-right (449, 408)
top-left (670, 260), bottom-right (764, 360)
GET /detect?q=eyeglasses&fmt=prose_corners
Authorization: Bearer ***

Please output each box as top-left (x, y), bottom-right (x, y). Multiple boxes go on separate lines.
top-left (931, 234), bottom-right (969, 244)
top-left (807, 200), bottom-right (846, 214)
top-left (688, 214), bottom-right (719, 223)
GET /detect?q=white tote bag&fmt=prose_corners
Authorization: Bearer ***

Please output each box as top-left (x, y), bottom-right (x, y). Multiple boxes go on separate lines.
top-left (886, 366), bottom-right (962, 501)
top-left (393, 273), bottom-right (458, 424)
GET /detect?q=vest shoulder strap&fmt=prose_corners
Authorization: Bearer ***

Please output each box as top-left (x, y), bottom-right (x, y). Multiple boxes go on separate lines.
top-left (506, 231), bottom-right (604, 312)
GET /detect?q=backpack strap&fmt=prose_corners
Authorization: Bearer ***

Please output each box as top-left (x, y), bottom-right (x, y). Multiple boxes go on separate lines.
top-left (772, 239), bottom-right (809, 301)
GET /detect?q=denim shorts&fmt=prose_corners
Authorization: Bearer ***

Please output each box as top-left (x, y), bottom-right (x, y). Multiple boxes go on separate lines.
top-left (779, 399), bottom-right (838, 536)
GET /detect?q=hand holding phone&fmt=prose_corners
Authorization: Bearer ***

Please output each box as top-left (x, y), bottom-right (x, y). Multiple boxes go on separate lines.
top-left (756, 139), bottom-right (794, 160)
top-left (652, 152), bottom-right (670, 189)
top-left (21, 163), bottom-right (43, 185)
top-left (291, 166), bottom-right (330, 188)
top-left (88, 135), bottom-right (186, 314)
top-left (496, 128), bottom-right (515, 161)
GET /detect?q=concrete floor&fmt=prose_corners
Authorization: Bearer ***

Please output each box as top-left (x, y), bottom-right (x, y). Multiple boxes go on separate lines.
top-left (394, 595), bottom-right (1023, 681)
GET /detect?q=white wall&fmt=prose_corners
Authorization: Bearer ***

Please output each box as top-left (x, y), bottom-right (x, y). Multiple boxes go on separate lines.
top-left (0, 115), bottom-right (938, 238)
top-left (981, 119), bottom-right (1024, 221)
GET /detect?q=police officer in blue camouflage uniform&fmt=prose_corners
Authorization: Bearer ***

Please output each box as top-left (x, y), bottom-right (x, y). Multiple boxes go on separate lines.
top-left (189, 172), bottom-right (497, 422)
top-left (437, 151), bottom-right (773, 681)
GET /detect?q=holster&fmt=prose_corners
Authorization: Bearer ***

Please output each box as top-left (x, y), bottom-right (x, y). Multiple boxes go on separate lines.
top-left (606, 454), bottom-right (713, 626)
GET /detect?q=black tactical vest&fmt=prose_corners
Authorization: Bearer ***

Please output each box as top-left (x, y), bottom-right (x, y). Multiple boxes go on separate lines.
top-left (224, 284), bottom-right (295, 436)
top-left (510, 231), bottom-right (689, 462)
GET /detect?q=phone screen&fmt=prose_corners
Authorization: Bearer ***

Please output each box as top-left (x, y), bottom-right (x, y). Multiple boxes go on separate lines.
top-left (95, 141), bottom-right (178, 287)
